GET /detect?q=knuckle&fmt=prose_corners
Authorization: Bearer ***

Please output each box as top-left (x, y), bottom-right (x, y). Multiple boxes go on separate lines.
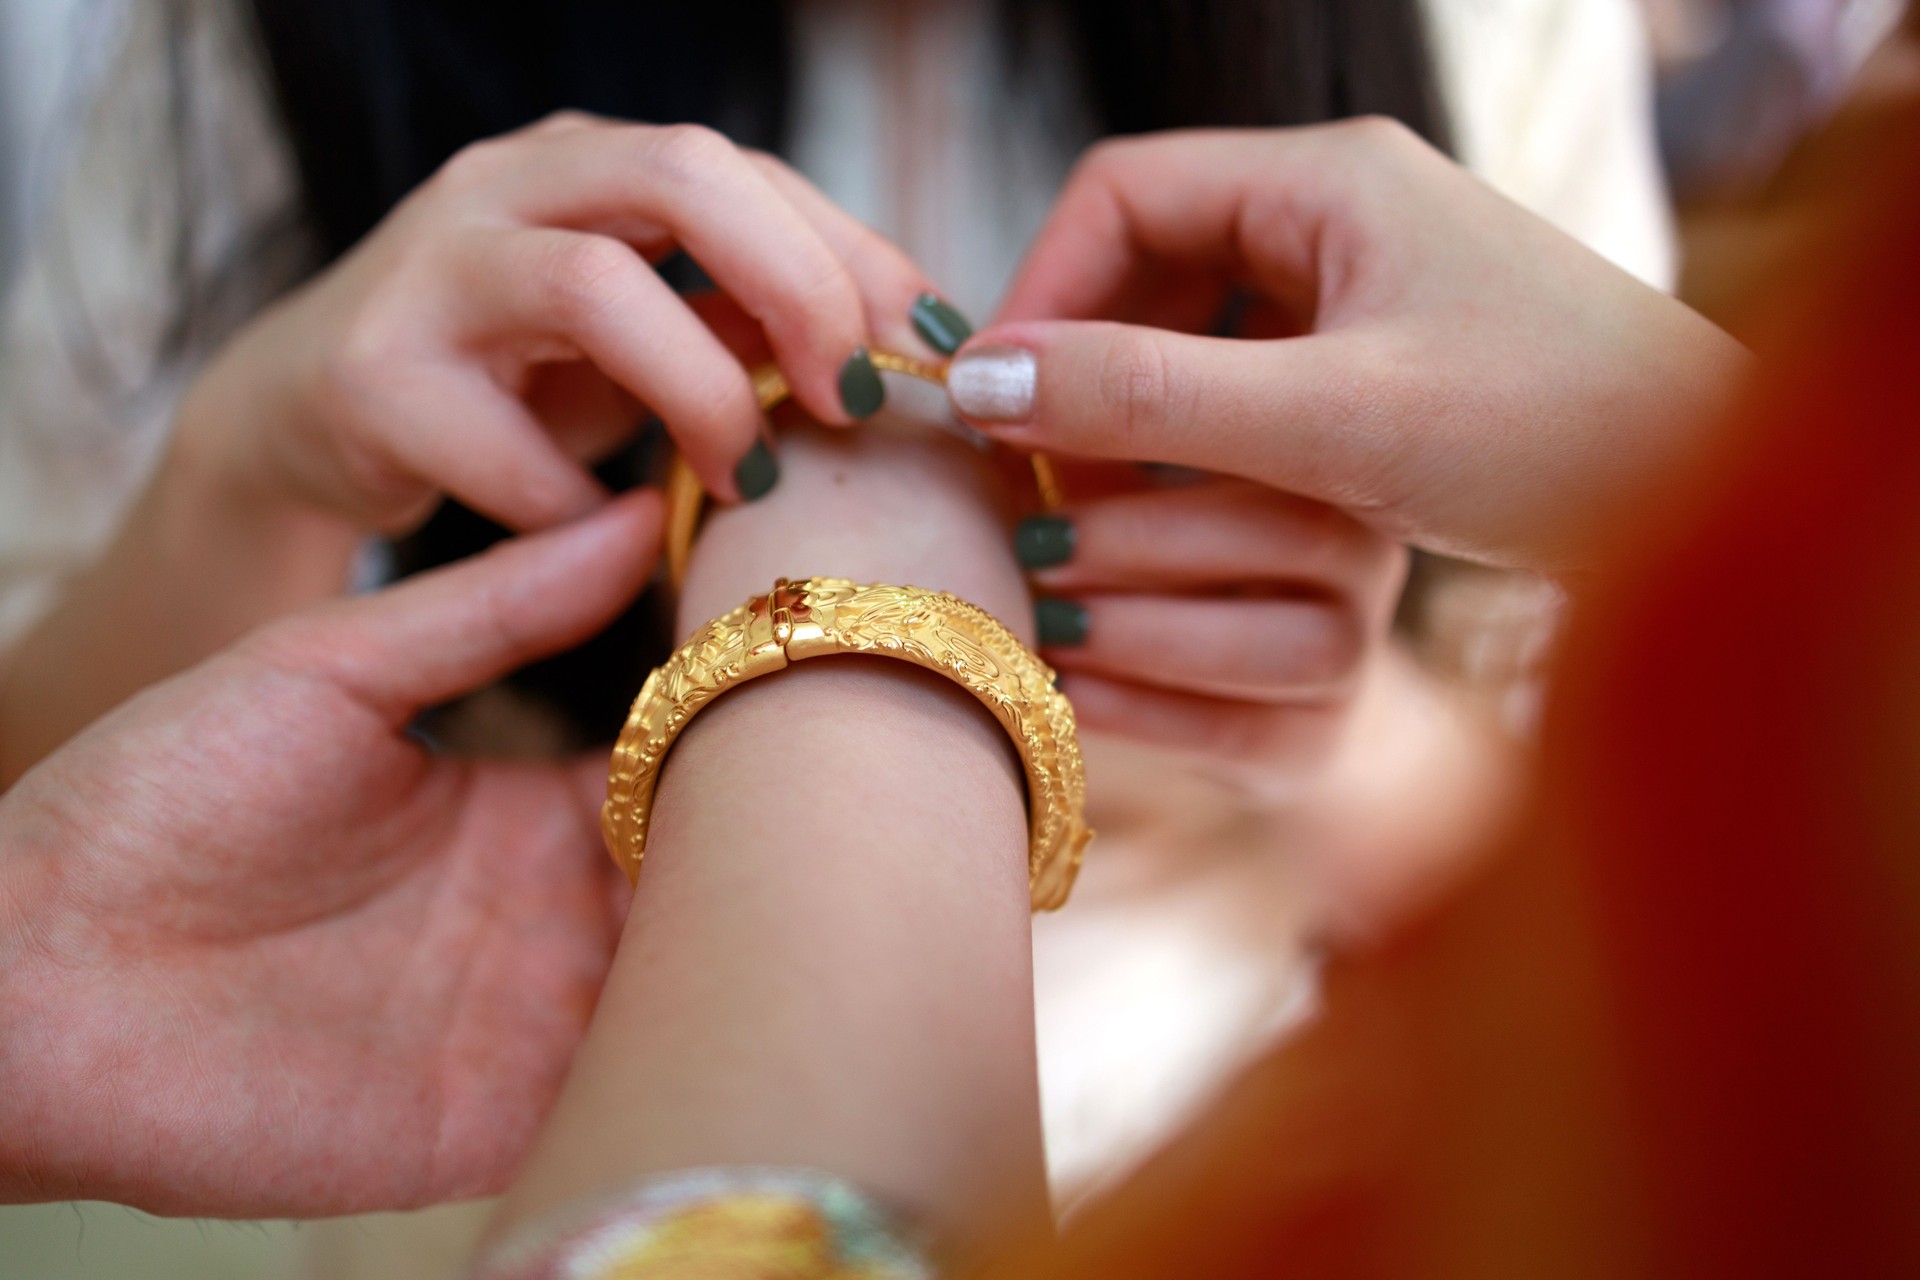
top-left (742, 147), bottom-right (793, 181)
top-left (433, 135), bottom-right (516, 192)
top-left (1095, 328), bottom-right (1181, 455)
top-left (1286, 605), bottom-right (1364, 687)
top-left (677, 366), bottom-right (761, 447)
top-left (1338, 114), bottom-right (1419, 156)
top-left (238, 612), bottom-right (339, 683)
top-left (313, 321), bottom-right (388, 417)
top-left (783, 253), bottom-right (861, 323)
top-left (642, 122), bottom-right (741, 188)
top-left (471, 570), bottom-right (524, 663)
top-left (529, 108), bottom-right (596, 134)
top-left (1074, 135), bottom-right (1140, 184)
top-left (536, 235), bottom-right (638, 327)
top-left (750, 248), bottom-right (861, 343)
top-left (1295, 335), bottom-right (1419, 517)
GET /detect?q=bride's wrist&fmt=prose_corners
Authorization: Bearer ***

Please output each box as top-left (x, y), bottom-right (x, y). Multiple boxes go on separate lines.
top-left (676, 415), bottom-right (1031, 644)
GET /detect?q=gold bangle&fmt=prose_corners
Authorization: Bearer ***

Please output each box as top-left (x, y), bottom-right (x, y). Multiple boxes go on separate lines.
top-left (663, 355), bottom-right (1064, 591)
top-left (604, 577), bottom-right (1092, 911)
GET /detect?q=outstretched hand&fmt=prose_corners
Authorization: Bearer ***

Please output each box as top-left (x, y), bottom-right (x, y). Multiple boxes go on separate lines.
top-left (0, 492), bottom-right (660, 1216)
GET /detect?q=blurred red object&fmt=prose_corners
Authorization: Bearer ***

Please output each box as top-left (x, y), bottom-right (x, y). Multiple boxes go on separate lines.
top-left (988, 94), bottom-right (1920, 1280)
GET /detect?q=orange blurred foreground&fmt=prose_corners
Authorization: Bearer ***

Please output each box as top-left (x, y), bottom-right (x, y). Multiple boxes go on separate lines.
top-left (988, 78), bottom-right (1920, 1280)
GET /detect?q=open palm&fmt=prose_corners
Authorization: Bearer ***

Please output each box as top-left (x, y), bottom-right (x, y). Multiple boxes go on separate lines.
top-left (0, 494), bottom-right (660, 1216)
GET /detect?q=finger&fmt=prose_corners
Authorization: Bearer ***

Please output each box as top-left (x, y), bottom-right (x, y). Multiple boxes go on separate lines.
top-left (490, 123), bottom-right (877, 426)
top-left (996, 127), bottom-right (1361, 324)
top-left (947, 320), bottom-right (1408, 522)
top-left (683, 290), bottom-right (776, 366)
top-left (514, 109), bottom-right (604, 140)
top-left (268, 490), bottom-right (664, 725)
top-left (447, 227), bottom-right (764, 500)
top-left (363, 365), bottom-right (612, 531)
top-left (521, 361), bottom-right (644, 465)
top-left (1037, 592), bottom-right (1361, 702)
top-left (1016, 480), bottom-right (1390, 596)
top-left (1060, 671), bottom-right (1347, 773)
top-left (746, 154), bottom-right (974, 358)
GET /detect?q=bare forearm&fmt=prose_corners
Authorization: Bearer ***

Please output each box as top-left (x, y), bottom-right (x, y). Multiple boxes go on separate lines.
top-left (495, 421), bottom-right (1047, 1246)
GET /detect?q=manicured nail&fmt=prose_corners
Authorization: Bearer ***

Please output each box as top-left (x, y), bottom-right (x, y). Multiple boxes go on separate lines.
top-left (1035, 597), bottom-right (1089, 647)
top-left (733, 438), bottom-right (779, 501)
top-left (947, 346), bottom-right (1035, 422)
top-left (839, 347), bottom-right (885, 418)
top-left (1015, 515), bottom-right (1075, 569)
top-left (910, 292), bottom-right (973, 356)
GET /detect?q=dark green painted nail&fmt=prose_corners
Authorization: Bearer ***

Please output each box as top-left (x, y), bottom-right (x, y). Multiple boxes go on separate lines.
top-left (910, 292), bottom-right (974, 356)
top-left (1015, 515), bottom-right (1076, 569)
top-left (1035, 597), bottom-right (1089, 648)
top-left (733, 438), bottom-right (779, 501)
top-left (838, 347), bottom-right (885, 418)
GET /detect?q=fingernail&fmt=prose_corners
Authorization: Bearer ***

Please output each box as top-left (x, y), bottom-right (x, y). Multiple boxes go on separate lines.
top-left (947, 346), bottom-right (1035, 423)
top-left (1015, 515), bottom-right (1075, 569)
top-left (733, 438), bottom-right (779, 501)
top-left (839, 347), bottom-right (885, 418)
top-left (1035, 597), bottom-right (1089, 647)
top-left (910, 292), bottom-right (973, 356)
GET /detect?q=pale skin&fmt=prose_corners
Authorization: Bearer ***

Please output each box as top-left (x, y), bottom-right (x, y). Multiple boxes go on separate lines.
top-left (489, 124), bottom-right (1758, 1251)
top-left (937, 120), bottom-right (1751, 759)
top-left (955, 120), bottom-right (1754, 576)
top-left (0, 116), bottom-right (1411, 1230)
top-left (0, 495), bottom-right (664, 1213)
top-left (0, 118), bottom-right (1414, 794)
top-left (0, 113), bottom-right (955, 786)
top-left (492, 417), bottom-right (1053, 1247)
top-left (0, 423), bottom-right (1061, 1245)
top-left (0, 119), bottom-right (1752, 1240)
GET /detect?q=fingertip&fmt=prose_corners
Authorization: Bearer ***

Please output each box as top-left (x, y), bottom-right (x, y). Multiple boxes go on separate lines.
top-left (504, 466), bottom-right (613, 533)
top-left (601, 484), bottom-right (666, 545)
top-left (1034, 596), bottom-right (1091, 648)
top-left (910, 292), bottom-right (974, 356)
top-left (1014, 513), bottom-right (1077, 570)
top-left (525, 485), bottom-right (666, 586)
top-left (838, 347), bottom-right (885, 419)
top-left (731, 437), bottom-right (781, 502)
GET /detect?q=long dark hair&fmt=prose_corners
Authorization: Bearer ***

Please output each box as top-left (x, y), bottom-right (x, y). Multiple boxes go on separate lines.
top-left (241, 0), bottom-right (1451, 741)
top-left (251, 0), bottom-right (1449, 262)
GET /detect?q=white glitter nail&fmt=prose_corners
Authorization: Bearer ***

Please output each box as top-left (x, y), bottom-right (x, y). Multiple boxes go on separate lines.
top-left (946, 346), bottom-right (1036, 423)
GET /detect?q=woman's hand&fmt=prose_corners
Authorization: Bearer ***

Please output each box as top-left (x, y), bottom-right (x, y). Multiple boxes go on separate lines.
top-left (0, 112), bottom-right (961, 784)
top-left (0, 494), bottom-right (660, 1216)
top-left (1016, 474), bottom-right (1406, 788)
top-left (182, 111), bottom-right (954, 527)
top-left (949, 121), bottom-right (1752, 574)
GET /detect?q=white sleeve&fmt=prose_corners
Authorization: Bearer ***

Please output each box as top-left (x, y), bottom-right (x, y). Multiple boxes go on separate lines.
top-left (0, 0), bottom-right (306, 650)
top-left (1422, 0), bottom-right (1679, 291)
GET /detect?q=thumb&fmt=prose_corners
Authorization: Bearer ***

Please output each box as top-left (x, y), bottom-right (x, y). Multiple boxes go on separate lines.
top-left (262, 489), bottom-right (663, 724)
top-left (947, 320), bottom-right (1389, 509)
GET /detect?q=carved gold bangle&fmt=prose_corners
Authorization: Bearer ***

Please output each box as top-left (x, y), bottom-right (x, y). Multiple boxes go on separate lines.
top-left (604, 577), bottom-right (1092, 911)
top-left (663, 354), bottom-right (1062, 591)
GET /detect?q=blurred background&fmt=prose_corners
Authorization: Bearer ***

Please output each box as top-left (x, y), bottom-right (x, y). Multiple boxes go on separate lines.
top-left (0, 1), bottom-right (1912, 1276)
top-left (0, 0), bottom-right (84, 289)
